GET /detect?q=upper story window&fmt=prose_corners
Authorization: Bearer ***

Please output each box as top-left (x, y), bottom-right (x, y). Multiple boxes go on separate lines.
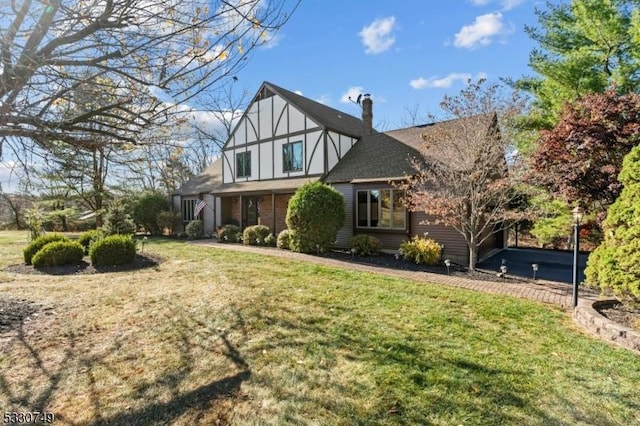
top-left (283, 141), bottom-right (303, 172)
top-left (236, 151), bottom-right (251, 178)
top-left (357, 189), bottom-right (406, 229)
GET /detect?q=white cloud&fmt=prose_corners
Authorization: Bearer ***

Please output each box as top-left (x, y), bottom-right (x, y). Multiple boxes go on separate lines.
top-left (340, 86), bottom-right (364, 104)
top-left (454, 13), bottom-right (512, 49)
top-left (470, 0), bottom-right (490, 5)
top-left (358, 16), bottom-right (396, 55)
top-left (410, 72), bottom-right (488, 89)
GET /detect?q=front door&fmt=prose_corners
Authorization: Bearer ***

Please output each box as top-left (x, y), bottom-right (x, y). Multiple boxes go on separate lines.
top-left (242, 196), bottom-right (259, 228)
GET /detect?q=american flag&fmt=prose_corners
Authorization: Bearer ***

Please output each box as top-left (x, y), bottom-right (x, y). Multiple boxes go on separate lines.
top-left (194, 199), bottom-right (207, 217)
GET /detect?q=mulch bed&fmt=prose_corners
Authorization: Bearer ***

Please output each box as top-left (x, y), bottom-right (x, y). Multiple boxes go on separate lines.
top-left (320, 250), bottom-right (528, 284)
top-left (4, 253), bottom-right (164, 275)
top-left (0, 297), bottom-right (46, 333)
top-left (597, 302), bottom-right (640, 332)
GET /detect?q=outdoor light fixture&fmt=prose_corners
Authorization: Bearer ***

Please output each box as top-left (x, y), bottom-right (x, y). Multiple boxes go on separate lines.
top-left (532, 263), bottom-right (539, 280)
top-left (444, 259), bottom-right (451, 275)
top-left (142, 236), bottom-right (148, 252)
top-left (351, 247), bottom-right (357, 260)
top-left (500, 265), bottom-right (508, 282)
top-left (572, 206), bottom-right (585, 308)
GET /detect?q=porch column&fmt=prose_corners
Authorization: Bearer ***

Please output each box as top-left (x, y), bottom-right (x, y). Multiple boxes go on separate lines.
top-left (239, 195), bottom-right (243, 229)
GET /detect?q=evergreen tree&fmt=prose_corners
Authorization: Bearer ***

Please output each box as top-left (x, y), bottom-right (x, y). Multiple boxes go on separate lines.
top-left (102, 199), bottom-right (136, 236)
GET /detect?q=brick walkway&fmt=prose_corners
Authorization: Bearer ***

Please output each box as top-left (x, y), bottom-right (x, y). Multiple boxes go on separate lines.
top-left (190, 241), bottom-right (601, 311)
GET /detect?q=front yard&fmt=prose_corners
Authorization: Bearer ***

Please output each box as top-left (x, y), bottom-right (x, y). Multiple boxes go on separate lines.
top-left (0, 231), bottom-right (638, 425)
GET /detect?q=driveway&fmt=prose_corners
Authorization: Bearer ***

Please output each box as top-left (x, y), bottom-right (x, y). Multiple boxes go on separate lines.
top-left (477, 248), bottom-right (589, 284)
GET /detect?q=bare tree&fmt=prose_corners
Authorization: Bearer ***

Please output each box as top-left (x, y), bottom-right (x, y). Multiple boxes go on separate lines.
top-left (402, 79), bottom-right (527, 270)
top-left (0, 0), bottom-right (299, 155)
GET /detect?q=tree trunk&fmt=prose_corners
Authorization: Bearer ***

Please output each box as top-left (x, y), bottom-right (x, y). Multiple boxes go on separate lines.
top-left (468, 244), bottom-right (479, 271)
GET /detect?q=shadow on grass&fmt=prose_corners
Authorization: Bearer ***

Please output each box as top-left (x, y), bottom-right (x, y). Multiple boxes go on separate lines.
top-left (0, 304), bottom-right (251, 425)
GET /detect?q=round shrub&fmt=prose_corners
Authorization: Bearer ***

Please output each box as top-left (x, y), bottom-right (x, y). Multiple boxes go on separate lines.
top-left (277, 229), bottom-right (290, 249)
top-left (350, 235), bottom-right (383, 256)
top-left (585, 145), bottom-right (640, 302)
top-left (89, 235), bottom-right (137, 266)
top-left (243, 225), bottom-right (271, 246)
top-left (156, 211), bottom-right (180, 235)
top-left (32, 241), bottom-right (84, 268)
top-left (285, 182), bottom-right (345, 253)
top-left (185, 220), bottom-right (204, 239)
top-left (399, 235), bottom-right (442, 265)
top-left (78, 229), bottom-right (104, 254)
top-left (217, 224), bottom-right (241, 243)
top-left (23, 233), bottom-right (69, 265)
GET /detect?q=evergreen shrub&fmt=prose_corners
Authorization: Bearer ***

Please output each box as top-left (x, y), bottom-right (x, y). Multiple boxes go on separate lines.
top-left (32, 241), bottom-right (84, 267)
top-left (89, 235), bottom-right (137, 266)
top-left (23, 233), bottom-right (69, 265)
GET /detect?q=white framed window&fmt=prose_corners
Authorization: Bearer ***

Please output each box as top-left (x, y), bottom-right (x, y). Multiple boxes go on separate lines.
top-left (283, 140), bottom-right (303, 172)
top-left (236, 152), bottom-right (251, 178)
top-left (357, 189), bottom-right (406, 229)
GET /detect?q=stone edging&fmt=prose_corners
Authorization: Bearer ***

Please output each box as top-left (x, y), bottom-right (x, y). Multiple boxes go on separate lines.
top-left (573, 300), bottom-right (640, 354)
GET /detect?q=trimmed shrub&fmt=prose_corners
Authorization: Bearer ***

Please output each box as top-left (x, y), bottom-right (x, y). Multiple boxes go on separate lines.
top-left (285, 182), bottom-right (345, 253)
top-left (277, 229), bottom-right (290, 249)
top-left (217, 224), bottom-right (242, 243)
top-left (350, 235), bottom-right (383, 256)
top-left (264, 233), bottom-right (276, 247)
top-left (89, 234), bottom-right (137, 266)
top-left (102, 199), bottom-right (136, 235)
top-left (185, 220), bottom-right (204, 239)
top-left (32, 241), bottom-right (84, 268)
top-left (243, 225), bottom-right (271, 246)
top-left (133, 192), bottom-right (171, 235)
top-left (585, 145), bottom-right (640, 302)
top-left (23, 233), bottom-right (69, 265)
top-left (399, 236), bottom-right (442, 265)
top-left (78, 229), bottom-right (104, 254)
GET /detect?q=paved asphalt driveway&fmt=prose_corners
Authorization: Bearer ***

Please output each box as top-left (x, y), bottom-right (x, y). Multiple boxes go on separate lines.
top-left (477, 248), bottom-right (589, 284)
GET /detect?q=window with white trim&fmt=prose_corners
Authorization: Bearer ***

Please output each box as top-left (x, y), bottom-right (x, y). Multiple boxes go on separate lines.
top-left (357, 189), bottom-right (406, 229)
top-left (236, 151), bottom-right (251, 178)
top-left (283, 140), bottom-right (303, 172)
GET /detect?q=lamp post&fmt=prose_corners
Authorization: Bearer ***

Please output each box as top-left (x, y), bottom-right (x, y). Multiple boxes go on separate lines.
top-left (500, 265), bottom-right (507, 282)
top-left (532, 263), bottom-right (538, 280)
top-left (572, 206), bottom-right (584, 308)
top-left (444, 259), bottom-right (451, 275)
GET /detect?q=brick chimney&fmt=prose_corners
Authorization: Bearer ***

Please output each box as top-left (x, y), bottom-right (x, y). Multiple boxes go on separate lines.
top-left (362, 94), bottom-right (373, 135)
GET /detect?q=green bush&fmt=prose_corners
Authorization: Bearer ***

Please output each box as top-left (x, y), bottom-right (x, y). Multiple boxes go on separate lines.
top-left (285, 182), bottom-right (345, 253)
top-left (133, 192), bottom-right (171, 235)
top-left (399, 235), bottom-right (442, 265)
top-left (265, 233), bottom-right (276, 247)
top-left (217, 224), bottom-right (241, 243)
top-left (78, 229), bottom-right (104, 254)
top-left (32, 241), bottom-right (84, 268)
top-left (156, 211), bottom-right (180, 235)
top-left (185, 220), bottom-right (204, 239)
top-left (243, 225), bottom-right (271, 246)
top-left (350, 235), bottom-right (383, 256)
top-left (277, 229), bottom-right (290, 249)
top-left (89, 234), bottom-right (137, 266)
top-left (102, 199), bottom-right (136, 235)
top-left (585, 145), bottom-right (640, 302)
top-left (23, 233), bottom-right (69, 265)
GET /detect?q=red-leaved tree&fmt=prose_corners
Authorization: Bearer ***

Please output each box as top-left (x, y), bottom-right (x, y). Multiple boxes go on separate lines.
top-left (529, 89), bottom-right (640, 212)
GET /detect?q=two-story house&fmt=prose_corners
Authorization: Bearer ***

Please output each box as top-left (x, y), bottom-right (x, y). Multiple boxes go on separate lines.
top-left (174, 81), bottom-right (503, 265)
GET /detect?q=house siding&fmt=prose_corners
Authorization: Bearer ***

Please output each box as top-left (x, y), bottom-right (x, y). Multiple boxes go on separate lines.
top-left (334, 183), bottom-right (354, 247)
top-left (411, 213), bottom-right (469, 265)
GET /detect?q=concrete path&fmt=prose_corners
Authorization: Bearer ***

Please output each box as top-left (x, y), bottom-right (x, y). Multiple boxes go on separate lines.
top-left (191, 241), bottom-right (601, 311)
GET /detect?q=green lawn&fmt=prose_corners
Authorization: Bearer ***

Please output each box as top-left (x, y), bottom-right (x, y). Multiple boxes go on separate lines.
top-left (0, 231), bottom-right (638, 425)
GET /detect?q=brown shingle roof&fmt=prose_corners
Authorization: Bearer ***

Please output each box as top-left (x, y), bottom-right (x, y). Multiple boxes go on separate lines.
top-left (324, 114), bottom-right (497, 183)
top-left (176, 158), bottom-right (224, 196)
top-left (265, 82), bottom-right (365, 137)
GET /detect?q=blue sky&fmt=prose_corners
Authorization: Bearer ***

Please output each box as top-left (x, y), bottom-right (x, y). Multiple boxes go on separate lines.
top-left (237, 0), bottom-right (545, 129)
top-left (0, 0), bottom-right (547, 192)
